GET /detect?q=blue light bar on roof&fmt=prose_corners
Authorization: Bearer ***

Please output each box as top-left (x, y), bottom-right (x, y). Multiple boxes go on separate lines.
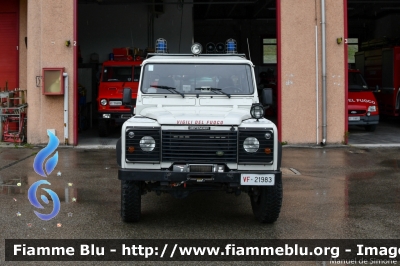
top-left (156, 38), bottom-right (167, 53)
top-left (225, 38), bottom-right (237, 54)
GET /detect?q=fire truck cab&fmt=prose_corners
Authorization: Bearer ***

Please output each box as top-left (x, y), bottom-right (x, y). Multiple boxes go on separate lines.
top-left (348, 69), bottom-right (379, 131)
top-left (97, 54), bottom-right (142, 137)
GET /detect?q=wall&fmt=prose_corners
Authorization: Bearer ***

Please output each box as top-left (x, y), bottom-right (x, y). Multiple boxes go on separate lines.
top-left (78, 3), bottom-right (194, 62)
top-left (27, 0), bottom-right (75, 145)
top-left (280, 0), bottom-right (345, 144)
top-left (154, 3), bottom-right (193, 53)
top-left (374, 14), bottom-right (400, 39)
top-left (78, 4), bottom-right (149, 63)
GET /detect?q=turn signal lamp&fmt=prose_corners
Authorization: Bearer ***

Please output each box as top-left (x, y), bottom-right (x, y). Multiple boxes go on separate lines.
top-left (226, 38), bottom-right (237, 54)
top-left (156, 38), bottom-right (167, 53)
top-left (127, 146), bottom-right (135, 153)
top-left (264, 148), bottom-right (272, 155)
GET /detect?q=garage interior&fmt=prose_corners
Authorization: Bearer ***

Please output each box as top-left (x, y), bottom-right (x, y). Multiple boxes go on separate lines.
top-left (347, 0), bottom-right (400, 145)
top-left (75, 0), bottom-right (400, 147)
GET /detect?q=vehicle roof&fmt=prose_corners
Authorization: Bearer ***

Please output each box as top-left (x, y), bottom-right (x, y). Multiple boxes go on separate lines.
top-left (143, 54), bottom-right (253, 65)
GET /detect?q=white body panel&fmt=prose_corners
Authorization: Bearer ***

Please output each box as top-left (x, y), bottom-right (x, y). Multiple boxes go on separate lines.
top-left (120, 54), bottom-right (279, 171)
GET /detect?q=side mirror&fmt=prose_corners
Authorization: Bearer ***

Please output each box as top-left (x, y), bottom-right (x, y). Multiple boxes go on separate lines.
top-left (261, 88), bottom-right (273, 106)
top-left (122, 87), bottom-right (132, 105)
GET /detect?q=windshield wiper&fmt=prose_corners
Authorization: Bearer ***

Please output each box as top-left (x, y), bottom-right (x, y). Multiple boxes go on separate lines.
top-left (194, 87), bottom-right (231, 98)
top-left (150, 85), bottom-right (184, 98)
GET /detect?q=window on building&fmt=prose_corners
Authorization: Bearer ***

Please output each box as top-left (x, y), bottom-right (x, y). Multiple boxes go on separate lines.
top-left (348, 38), bottom-right (358, 64)
top-left (262, 38), bottom-right (277, 64)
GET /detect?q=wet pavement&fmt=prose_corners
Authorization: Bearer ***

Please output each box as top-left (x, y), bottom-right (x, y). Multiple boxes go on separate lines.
top-left (0, 146), bottom-right (400, 265)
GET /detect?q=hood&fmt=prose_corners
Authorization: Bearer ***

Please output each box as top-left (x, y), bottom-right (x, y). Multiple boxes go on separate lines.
top-left (348, 91), bottom-right (377, 106)
top-left (139, 107), bottom-right (251, 126)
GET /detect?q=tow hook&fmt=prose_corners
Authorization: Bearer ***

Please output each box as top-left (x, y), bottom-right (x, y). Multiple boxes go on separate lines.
top-left (170, 180), bottom-right (188, 187)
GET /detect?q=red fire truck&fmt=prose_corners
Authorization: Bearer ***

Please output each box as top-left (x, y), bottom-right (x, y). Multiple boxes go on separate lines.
top-left (97, 49), bottom-right (143, 136)
top-left (355, 41), bottom-right (400, 117)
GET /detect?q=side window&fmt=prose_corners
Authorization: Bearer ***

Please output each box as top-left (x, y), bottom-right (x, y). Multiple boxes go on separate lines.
top-left (262, 38), bottom-right (277, 64)
top-left (348, 38), bottom-right (358, 64)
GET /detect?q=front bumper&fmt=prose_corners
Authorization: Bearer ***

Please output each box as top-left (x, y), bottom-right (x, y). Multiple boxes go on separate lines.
top-left (98, 112), bottom-right (132, 124)
top-left (348, 114), bottom-right (379, 126)
top-left (118, 169), bottom-right (282, 185)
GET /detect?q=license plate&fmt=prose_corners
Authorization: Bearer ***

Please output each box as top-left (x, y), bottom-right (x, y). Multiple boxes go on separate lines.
top-left (240, 174), bottom-right (275, 186)
top-left (110, 101), bottom-right (122, 106)
top-left (348, 116), bottom-right (360, 121)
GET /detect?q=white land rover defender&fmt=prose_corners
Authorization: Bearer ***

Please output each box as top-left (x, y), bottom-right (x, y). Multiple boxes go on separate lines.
top-left (116, 39), bottom-right (282, 223)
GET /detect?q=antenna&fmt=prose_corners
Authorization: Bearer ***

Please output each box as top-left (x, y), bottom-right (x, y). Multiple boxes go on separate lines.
top-left (247, 38), bottom-right (252, 61)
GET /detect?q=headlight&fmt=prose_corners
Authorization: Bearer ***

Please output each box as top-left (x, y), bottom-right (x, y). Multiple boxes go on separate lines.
top-left (100, 99), bottom-right (107, 106)
top-left (368, 106), bottom-right (376, 112)
top-left (140, 136), bottom-right (156, 152)
top-left (243, 137), bottom-right (259, 153)
top-left (250, 104), bottom-right (264, 120)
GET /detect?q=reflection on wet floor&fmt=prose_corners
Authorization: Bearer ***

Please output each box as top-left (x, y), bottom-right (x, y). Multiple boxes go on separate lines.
top-left (0, 177), bottom-right (23, 194)
top-left (0, 175), bottom-right (78, 203)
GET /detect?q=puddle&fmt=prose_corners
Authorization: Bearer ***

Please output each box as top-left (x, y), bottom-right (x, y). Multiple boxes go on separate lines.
top-left (0, 175), bottom-right (79, 203)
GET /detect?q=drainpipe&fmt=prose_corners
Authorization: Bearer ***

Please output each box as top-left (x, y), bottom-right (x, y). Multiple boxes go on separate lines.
top-left (315, 25), bottom-right (319, 145)
top-left (63, 72), bottom-right (69, 145)
top-left (315, 0), bottom-right (319, 144)
top-left (321, 0), bottom-right (327, 146)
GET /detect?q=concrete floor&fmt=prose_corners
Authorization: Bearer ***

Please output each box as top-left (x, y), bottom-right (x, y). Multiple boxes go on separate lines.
top-left (348, 116), bottom-right (400, 146)
top-left (1, 146), bottom-right (400, 265)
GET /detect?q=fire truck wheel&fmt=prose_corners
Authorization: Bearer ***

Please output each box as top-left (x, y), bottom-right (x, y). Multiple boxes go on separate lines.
top-left (365, 125), bottom-right (377, 132)
top-left (250, 177), bottom-right (283, 223)
top-left (121, 180), bottom-right (141, 222)
top-left (98, 120), bottom-right (110, 137)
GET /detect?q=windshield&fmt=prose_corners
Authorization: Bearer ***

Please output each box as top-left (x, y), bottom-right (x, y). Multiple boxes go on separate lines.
top-left (102, 66), bottom-right (133, 82)
top-left (140, 64), bottom-right (254, 95)
top-left (348, 71), bottom-right (369, 91)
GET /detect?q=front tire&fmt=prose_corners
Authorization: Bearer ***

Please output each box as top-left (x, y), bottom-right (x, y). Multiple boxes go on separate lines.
top-left (365, 125), bottom-right (377, 132)
top-left (250, 177), bottom-right (283, 223)
top-left (121, 180), bottom-right (141, 222)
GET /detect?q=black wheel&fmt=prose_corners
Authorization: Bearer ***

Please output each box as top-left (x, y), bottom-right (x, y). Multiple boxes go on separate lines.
top-left (121, 180), bottom-right (141, 222)
top-left (250, 177), bottom-right (283, 223)
top-left (98, 119), bottom-right (110, 137)
top-left (365, 125), bottom-right (377, 132)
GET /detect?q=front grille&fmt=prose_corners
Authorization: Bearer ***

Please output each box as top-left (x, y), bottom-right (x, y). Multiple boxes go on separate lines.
top-left (162, 130), bottom-right (237, 163)
top-left (348, 110), bottom-right (366, 115)
top-left (125, 127), bottom-right (161, 162)
top-left (238, 129), bottom-right (274, 164)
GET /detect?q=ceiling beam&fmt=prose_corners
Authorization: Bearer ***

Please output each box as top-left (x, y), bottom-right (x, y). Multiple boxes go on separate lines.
top-left (227, 0), bottom-right (240, 17)
top-left (253, 0), bottom-right (273, 18)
